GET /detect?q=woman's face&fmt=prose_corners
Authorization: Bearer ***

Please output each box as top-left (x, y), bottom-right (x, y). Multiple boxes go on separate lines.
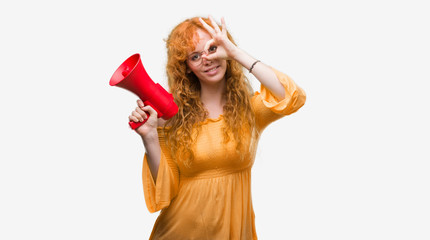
top-left (186, 29), bottom-right (227, 85)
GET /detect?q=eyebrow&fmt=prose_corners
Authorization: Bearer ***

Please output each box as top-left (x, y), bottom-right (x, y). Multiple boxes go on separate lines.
top-left (188, 50), bottom-right (204, 57)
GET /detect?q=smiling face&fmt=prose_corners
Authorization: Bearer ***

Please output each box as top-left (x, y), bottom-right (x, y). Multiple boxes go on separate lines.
top-left (186, 29), bottom-right (227, 86)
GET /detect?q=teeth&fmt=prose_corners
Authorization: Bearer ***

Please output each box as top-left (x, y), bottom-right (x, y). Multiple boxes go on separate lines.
top-left (206, 66), bottom-right (218, 72)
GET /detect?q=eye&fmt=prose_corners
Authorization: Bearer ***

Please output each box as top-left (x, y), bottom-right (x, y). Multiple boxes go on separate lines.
top-left (208, 45), bottom-right (217, 53)
top-left (190, 53), bottom-right (201, 61)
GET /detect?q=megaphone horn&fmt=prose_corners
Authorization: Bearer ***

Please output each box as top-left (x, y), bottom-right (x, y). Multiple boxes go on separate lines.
top-left (109, 53), bottom-right (178, 130)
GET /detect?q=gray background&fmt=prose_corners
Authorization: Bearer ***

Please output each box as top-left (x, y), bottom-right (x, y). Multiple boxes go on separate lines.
top-left (1, 0), bottom-right (429, 239)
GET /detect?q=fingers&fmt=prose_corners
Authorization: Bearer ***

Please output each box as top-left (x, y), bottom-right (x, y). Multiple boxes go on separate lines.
top-left (221, 17), bottom-right (227, 34)
top-left (208, 15), bottom-right (221, 34)
top-left (137, 99), bottom-right (144, 108)
top-left (141, 105), bottom-right (158, 117)
top-left (203, 39), bottom-right (215, 54)
top-left (202, 39), bottom-right (219, 61)
top-left (199, 15), bottom-right (229, 61)
top-left (129, 106), bottom-right (147, 123)
top-left (199, 15), bottom-right (227, 38)
top-left (129, 100), bottom-right (158, 123)
top-left (129, 114), bottom-right (143, 123)
top-left (199, 17), bottom-right (215, 35)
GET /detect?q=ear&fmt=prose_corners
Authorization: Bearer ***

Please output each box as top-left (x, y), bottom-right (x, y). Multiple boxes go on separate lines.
top-left (186, 67), bottom-right (192, 74)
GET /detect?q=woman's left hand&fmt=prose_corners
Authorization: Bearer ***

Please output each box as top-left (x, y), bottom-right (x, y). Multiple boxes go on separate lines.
top-left (199, 16), bottom-right (239, 61)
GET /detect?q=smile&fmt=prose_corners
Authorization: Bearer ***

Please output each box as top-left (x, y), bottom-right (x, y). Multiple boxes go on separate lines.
top-left (204, 65), bottom-right (220, 73)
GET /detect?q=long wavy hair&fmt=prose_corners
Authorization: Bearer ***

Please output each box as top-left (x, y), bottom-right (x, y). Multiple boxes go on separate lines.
top-left (163, 17), bottom-right (257, 167)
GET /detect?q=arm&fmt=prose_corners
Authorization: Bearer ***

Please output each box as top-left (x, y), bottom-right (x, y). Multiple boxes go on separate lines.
top-left (141, 131), bottom-right (161, 183)
top-left (231, 48), bottom-right (285, 100)
top-left (130, 101), bottom-right (180, 212)
top-left (199, 16), bottom-right (286, 100)
top-left (129, 99), bottom-right (161, 183)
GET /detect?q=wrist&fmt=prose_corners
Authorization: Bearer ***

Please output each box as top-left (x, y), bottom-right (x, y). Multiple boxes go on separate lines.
top-left (230, 48), bottom-right (257, 71)
top-left (229, 47), bottom-right (244, 61)
top-left (140, 128), bottom-right (159, 142)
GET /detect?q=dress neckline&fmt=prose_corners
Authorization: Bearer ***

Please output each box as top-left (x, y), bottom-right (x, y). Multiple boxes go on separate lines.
top-left (157, 115), bottom-right (224, 130)
top-left (201, 114), bottom-right (223, 124)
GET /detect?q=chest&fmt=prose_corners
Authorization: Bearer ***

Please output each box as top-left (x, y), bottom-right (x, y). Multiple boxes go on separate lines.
top-left (178, 120), bottom-right (254, 178)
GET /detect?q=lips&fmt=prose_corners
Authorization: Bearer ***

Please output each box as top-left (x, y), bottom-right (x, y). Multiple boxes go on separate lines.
top-left (204, 65), bottom-right (220, 73)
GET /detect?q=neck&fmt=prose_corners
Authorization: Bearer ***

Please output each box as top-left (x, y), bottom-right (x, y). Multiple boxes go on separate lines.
top-left (200, 79), bottom-right (226, 117)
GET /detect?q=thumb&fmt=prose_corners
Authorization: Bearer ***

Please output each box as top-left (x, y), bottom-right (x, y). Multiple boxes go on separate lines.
top-left (141, 105), bottom-right (158, 117)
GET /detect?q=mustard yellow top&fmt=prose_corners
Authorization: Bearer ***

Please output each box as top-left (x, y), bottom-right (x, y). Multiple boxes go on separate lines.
top-left (142, 68), bottom-right (306, 240)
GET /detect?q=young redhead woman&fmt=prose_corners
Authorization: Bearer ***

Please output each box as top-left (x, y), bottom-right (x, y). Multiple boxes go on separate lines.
top-left (128, 16), bottom-right (306, 240)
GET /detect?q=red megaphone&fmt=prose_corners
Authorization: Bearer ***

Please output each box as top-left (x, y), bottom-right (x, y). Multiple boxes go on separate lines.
top-left (109, 53), bottom-right (178, 130)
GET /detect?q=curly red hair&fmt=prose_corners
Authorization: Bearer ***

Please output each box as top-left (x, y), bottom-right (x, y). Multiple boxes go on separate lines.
top-left (163, 17), bottom-right (257, 167)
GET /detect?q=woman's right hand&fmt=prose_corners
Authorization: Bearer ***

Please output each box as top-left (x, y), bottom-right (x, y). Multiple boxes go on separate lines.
top-left (128, 99), bottom-right (159, 138)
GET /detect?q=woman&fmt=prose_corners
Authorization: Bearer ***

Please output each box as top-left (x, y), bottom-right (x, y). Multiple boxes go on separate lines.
top-left (129, 16), bottom-right (306, 240)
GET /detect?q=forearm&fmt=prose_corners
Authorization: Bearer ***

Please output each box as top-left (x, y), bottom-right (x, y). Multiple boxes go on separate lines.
top-left (141, 130), bottom-right (161, 183)
top-left (231, 48), bottom-right (286, 99)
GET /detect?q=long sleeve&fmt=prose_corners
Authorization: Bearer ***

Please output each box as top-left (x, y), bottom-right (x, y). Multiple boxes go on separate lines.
top-left (252, 67), bottom-right (306, 132)
top-left (142, 127), bottom-right (179, 213)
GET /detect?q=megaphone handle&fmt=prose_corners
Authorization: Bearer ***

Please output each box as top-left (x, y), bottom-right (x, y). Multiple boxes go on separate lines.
top-left (128, 101), bottom-right (160, 130)
top-left (129, 115), bottom-right (149, 130)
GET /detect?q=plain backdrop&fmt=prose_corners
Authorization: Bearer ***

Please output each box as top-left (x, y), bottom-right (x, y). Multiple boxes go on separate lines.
top-left (1, 0), bottom-right (429, 239)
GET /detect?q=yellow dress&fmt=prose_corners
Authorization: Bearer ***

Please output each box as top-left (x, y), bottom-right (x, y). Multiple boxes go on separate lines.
top-left (142, 68), bottom-right (306, 239)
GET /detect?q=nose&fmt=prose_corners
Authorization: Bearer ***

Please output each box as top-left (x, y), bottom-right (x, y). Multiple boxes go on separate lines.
top-left (202, 55), bottom-right (212, 65)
